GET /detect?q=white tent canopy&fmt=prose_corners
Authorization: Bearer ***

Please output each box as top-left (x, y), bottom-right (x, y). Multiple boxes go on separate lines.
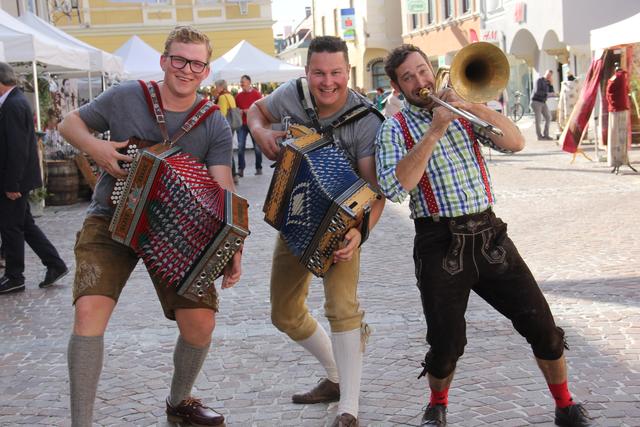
top-left (203, 40), bottom-right (305, 85)
top-left (17, 12), bottom-right (123, 77)
top-left (0, 8), bottom-right (91, 71)
top-left (591, 12), bottom-right (640, 55)
top-left (114, 35), bottom-right (164, 81)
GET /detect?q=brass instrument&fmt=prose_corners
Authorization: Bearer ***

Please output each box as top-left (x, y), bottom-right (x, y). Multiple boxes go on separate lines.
top-left (419, 42), bottom-right (510, 137)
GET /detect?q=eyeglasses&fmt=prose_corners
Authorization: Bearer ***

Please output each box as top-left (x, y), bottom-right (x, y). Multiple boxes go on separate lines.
top-left (167, 55), bottom-right (208, 73)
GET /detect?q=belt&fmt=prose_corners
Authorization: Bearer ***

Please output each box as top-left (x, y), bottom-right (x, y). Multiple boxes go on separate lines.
top-left (414, 208), bottom-right (494, 234)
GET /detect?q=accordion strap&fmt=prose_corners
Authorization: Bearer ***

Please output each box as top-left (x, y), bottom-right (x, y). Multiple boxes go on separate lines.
top-left (295, 77), bottom-right (383, 135)
top-left (138, 80), bottom-right (219, 146)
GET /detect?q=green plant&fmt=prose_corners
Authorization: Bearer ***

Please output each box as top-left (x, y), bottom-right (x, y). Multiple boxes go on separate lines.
top-left (29, 186), bottom-right (51, 203)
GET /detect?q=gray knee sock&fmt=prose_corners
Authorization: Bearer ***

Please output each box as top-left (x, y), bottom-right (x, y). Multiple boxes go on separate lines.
top-left (68, 334), bottom-right (104, 427)
top-left (169, 335), bottom-right (211, 406)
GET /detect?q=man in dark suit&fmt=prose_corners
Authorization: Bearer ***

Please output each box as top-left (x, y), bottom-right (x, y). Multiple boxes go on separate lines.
top-left (0, 62), bottom-right (67, 294)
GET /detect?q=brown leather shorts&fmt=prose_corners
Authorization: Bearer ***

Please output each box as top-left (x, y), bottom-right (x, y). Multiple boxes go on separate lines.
top-left (73, 215), bottom-right (218, 320)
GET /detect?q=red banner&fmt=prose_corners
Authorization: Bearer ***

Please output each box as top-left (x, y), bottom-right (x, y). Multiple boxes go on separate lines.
top-left (560, 58), bottom-right (605, 153)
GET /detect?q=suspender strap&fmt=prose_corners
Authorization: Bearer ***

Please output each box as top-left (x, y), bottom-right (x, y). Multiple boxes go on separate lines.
top-left (296, 77), bottom-right (322, 131)
top-left (458, 118), bottom-right (494, 204)
top-left (394, 111), bottom-right (440, 220)
top-left (173, 99), bottom-right (219, 145)
top-left (138, 80), bottom-right (219, 146)
top-left (295, 77), bottom-right (383, 134)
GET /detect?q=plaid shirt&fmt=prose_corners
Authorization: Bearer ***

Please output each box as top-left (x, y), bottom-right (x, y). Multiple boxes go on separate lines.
top-left (375, 103), bottom-right (494, 219)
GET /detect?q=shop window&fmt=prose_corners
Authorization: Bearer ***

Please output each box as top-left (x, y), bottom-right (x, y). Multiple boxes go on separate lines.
top-left (426, 0), bottom-right (435, 24)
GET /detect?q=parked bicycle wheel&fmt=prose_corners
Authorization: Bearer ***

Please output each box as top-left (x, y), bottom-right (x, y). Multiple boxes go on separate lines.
top-left (511, 103), bottom-right (524, 122)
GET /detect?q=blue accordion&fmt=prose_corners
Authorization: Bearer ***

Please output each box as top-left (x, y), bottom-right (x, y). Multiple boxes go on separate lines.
top-left (264, 126), bottom-right (380, 276)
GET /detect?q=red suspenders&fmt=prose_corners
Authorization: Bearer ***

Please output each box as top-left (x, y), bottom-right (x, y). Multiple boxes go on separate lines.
top-left (393, 111), bottom-right (493, 219)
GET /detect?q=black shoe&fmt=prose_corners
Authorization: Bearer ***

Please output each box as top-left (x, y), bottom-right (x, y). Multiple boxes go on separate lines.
top-left (255, 168), bottom-right (263, 175)
top-left (39, 264), bottom-right (69, 288)
top-left (237, 169), bottom-right (244, 178)
top-left (0, 276), bottom-right (25, 294)
top-left (421, 404), bottom-right (447, 426)
top-left (555, 404), bottom-right (593, 427)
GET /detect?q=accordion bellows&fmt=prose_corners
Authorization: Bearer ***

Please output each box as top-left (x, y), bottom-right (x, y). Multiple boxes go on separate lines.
top-left (264, 128), bottom-right (380, 277)
top-left (110, 142), bottom-right (249, 304)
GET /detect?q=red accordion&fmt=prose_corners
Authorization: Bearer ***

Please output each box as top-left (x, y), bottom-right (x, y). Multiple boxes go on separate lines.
top-left (109, 142), bottom-right (249, 304)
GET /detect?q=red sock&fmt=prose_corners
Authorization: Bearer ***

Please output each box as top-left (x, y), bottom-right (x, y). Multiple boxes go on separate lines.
top-left (548, 381), bottom-right (574, 408)
top-left (429, 386), bottom-right (449, 407)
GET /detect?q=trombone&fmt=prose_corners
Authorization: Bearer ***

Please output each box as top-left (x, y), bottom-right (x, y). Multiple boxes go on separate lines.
top-left (418, 42), bottom-right (510, 137)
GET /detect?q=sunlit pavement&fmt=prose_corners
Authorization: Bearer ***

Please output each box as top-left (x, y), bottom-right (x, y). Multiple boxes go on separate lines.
top-left (1, 117), bottom-right (639, 426)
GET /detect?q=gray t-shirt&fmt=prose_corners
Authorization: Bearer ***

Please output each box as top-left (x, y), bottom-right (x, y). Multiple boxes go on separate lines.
top-left (264, 79), bottom-right (382, 166)
top-left (79, 80), bottom-right (232, 217)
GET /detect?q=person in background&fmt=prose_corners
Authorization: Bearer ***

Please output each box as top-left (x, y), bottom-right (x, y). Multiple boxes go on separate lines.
top-left (214, 79), bottom-right (240, 184)
top-left (383, 88), bottom-right (403, 118)
top-left (0, 62), bottom-right (68, 295)
top-left (532, 69), bottom-right (556, 140)
top-left (234, 74), bottom-right (263, 176)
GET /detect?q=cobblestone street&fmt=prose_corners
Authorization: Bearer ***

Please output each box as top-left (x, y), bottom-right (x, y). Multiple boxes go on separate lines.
top-left (1, 117), bottom-right (639, 426)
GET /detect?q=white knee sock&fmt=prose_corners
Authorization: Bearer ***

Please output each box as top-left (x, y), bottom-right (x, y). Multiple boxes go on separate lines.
top-left (332, 328), bottom-right (363, 417)
top-left (295, 324), bottom-right (339, 383)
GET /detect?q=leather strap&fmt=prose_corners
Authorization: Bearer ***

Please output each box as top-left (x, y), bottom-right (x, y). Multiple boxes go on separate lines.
top-left (138, 80), bottom-right (219, 146)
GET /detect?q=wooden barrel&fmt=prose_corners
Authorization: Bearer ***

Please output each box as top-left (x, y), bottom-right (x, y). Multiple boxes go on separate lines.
top-left (45, 159), bottom-right (79, 206)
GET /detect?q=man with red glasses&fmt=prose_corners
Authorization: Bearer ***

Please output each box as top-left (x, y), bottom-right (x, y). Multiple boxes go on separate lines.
top-left (59, 26), bottom-right (239, 427)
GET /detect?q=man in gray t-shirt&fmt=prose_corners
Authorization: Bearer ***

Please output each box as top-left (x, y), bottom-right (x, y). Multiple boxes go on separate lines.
top-left (248, 36), bottom-right (385, 427)
top-left (58, 26), bottom-right (240, 427)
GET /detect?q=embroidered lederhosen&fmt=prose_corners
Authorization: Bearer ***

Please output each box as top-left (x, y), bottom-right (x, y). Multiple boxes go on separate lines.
top-left (394, 112), bottom-right (504, 275)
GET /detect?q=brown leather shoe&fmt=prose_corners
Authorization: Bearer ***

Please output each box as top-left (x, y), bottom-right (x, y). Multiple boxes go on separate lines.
top-left (331, 413), bottom-right (359, 427)
top-left (166, 397), bottom-right (225, 426)
top-left (291, 378), bottom-right (340, 404)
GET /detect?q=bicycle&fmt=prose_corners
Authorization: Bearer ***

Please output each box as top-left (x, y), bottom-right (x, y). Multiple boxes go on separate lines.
top-left (510, 91), bottom-right (525, 122)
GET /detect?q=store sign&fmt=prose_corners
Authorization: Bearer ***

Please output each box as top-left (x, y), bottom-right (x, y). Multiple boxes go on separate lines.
top-left (341, 8), bottom-right (356, 41)
top-left (407, 0), bottom-right (427, 13)
top-left (480, 29), bottom-right (502, 43)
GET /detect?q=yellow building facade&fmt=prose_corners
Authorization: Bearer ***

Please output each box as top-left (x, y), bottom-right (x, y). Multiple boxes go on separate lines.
top-left (51, 0), bottom-right (274, 59)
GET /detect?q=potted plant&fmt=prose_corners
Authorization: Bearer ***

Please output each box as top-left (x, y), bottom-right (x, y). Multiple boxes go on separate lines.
top-left (28, 186), bottom-right (50, 218)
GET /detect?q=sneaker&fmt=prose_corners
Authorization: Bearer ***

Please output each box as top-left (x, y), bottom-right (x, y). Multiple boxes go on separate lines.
top-left (166, 397), bottom-right (225, 426)
top-left (331, 413), bottom-right (359, 427)
top-left (421, 404), bottom-right (447, 426)
top-left (0, 276), bottom-right (25, 294)
top-left (255, 168), bottom-right (263, 175)
top-left (39, 264), bottom-right (69, 288)
top-left (237, 169), bottom-right (244, 178)
top-left (291, 378), bottom-right (340, 404)
top-left (555, 403), bottom-right (593, 427)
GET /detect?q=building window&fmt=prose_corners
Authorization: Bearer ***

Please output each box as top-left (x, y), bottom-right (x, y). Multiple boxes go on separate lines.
top-left (426, 0), bottom-right (434, 24)
top-left (443, 0), bottom-right (453, 19)
top-left (371, 60), bottom-right (389, 89)
top-left (460, 0), bottom-right (471, 14)
top-left (321, 16), bottom-right (326, 36)
top-left (410, 14), bottom-right (419, 30)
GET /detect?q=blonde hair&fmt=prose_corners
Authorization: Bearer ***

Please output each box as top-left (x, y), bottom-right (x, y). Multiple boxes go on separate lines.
top-left (163, 26), bottom-right (213, 61)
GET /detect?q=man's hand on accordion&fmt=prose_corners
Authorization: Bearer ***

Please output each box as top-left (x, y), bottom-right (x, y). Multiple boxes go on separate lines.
top-left (220, 248), bottom-right (243, 289)
top-left (251, 127), bottom-right (287, 161)
top-left (333, 228), bottom-right (361, 264)
top-left (92, 140), bottom-right (134, 179)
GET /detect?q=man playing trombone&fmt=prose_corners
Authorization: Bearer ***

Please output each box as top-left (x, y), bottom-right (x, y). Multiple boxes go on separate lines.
top-left (374, 44), bottom-right (593, 427)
